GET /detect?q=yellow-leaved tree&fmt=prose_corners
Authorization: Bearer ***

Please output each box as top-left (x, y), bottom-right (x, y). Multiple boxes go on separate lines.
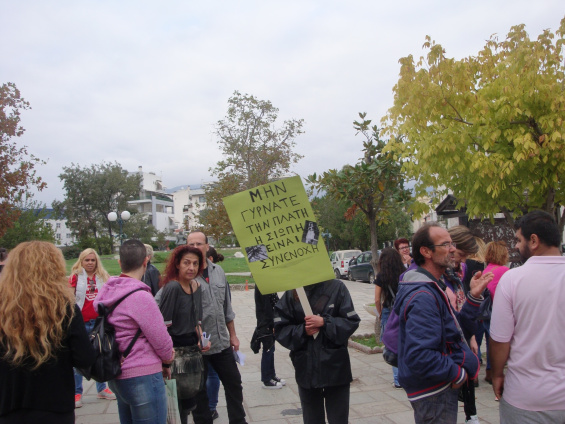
top-left (383, 18), bottom-right (565, 235)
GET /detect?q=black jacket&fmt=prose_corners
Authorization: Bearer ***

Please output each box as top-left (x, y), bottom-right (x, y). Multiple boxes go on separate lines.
top-left (0, 304), bottom-right (96, 419)
top-left (251, 286), bottom-right (278, 353)
top-left (142, 262), bottom-right (161, 296)
top-left (274, 279), bottom-right (360, 389)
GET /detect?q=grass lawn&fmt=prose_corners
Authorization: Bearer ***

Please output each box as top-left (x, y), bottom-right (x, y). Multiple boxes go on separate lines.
top-left (350, 334), bottom-right (382, 349)
top-left (65, 247), bottom-right (254, 284)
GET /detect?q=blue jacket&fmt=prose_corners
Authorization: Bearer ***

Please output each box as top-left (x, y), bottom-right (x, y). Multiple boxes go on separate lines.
top-left (395, 267), bottom-right (482, 401)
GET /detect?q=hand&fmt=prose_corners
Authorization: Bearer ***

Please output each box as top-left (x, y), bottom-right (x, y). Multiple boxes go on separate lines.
top-left (230, 334), bottom-right (240, 352)
top-left (469, 271), bottom-right (494, 298)
top-left (304, 315), bottom-right (324, 336)
top-left (470, 336), bottom-right (478, 355)
top-left (451, 375), bottom-right (467, 389)
top-left (162, 367), bottom-right (171, 380)
top-left (493, 375), bottom-right (505, 400)
top-left (201, 341), bottom-right (211, 353)
top-left (402, 254), bottom-right (411, 264)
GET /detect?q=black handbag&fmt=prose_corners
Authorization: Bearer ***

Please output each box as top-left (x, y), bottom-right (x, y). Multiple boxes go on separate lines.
top-left (171, 345), bottom-right (205, 399)
top-left (477, 288), bottom-right (493, 321)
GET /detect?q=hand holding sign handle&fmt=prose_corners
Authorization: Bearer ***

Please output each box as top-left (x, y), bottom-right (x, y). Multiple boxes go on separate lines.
top-left (296, 286), bottom-right (319, 339)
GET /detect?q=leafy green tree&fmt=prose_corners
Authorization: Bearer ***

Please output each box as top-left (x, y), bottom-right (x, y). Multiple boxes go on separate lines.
top-left (123, 213), bottom-right (157, 244)
top-left (307, 113), bottom-right (412, 271)
top-left (0, 82), bottom-right (46, 237)
top-left (201, 91), bottom-right (305, 241)
top-left (0, 199), bottom-right (55, 248)
top-left (53, 162), bottom-right (142, 253)
top-left (383, 18), bottom-right (565, 234)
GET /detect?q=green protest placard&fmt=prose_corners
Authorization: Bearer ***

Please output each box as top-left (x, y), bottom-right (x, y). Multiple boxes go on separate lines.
top-left (222, 176), bottom-right (334, 294)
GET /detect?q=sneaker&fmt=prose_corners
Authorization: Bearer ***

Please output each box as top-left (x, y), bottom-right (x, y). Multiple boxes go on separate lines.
top-left (262, 379), bottom-right (283, 389)
top-left (75, 394), bottom-right (83, 408)
top-left (97, 388), bottom-right (116, 400)
top-left (211, 410), bottom-right (219, 420)
top-left (393, 383), bottom-right (402, 390)
top-left (273, 376), bottom-right (286, 386)
top-left (465, 416), bottom-right (480, 423)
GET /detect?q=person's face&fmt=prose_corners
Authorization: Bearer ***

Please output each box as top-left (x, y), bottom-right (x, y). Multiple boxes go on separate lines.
top-left (177, 252), bottom-right (200, 282)
top-left (186, 232), bottom-right (208, 260)
top-left (428, 227), bottom-right (456, 269)
top-left (82, 253), bottom-right (97, 274)
top-left (515, 228), bottom-right (532, 261)
top-left (398, 244), bottom-right (410, 255)
top-left (453, 249), bottom-right (468, 267)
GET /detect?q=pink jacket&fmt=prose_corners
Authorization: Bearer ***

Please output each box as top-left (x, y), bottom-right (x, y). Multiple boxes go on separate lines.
top-left (485, 263), bottom-right (510, 299)
top-left (94, 276), bottom-right (173, 379)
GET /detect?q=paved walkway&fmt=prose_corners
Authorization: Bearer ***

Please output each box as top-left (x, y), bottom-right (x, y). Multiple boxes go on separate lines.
top-left (76, 280), bottom-right (500, 424)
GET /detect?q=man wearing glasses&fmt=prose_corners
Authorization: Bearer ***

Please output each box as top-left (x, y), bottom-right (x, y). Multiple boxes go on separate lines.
top-left (187, 232), bottom-right (248, 424)
top-left (394, 223), bottom-right (493, 424)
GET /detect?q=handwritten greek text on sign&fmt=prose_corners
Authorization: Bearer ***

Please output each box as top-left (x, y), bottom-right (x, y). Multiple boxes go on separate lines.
top-left (223, 176), bottom-right (334, 294)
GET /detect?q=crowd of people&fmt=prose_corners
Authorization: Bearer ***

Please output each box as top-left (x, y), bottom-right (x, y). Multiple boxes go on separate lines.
top-left (0, 210), bottom-right (564, 424)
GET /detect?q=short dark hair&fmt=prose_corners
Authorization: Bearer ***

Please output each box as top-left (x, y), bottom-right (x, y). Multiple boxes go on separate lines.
top-left (394, 238), bottom-right (410, 251)
top-left (412, 223), bottom-right (441, 266)
top-left (119, 239), bottom-right (148, 273)
top-left (515, 210), bottom-right (560, 248)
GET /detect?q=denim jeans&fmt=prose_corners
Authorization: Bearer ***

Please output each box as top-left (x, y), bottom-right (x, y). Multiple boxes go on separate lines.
top-left (476, 320), bottom-right (491, 369)
top-left (74, 319), bottom-right (106, 394)
top-left (260, 344), bottom-right (276, 383)
top-left (380, 307), bottom-right (399, 386)
top-left (411, 388), bottom-right (459, 424)
top-left (206, 364), bottom-right (220, 410)
top-left (108, 372), bottom-right (167, 424)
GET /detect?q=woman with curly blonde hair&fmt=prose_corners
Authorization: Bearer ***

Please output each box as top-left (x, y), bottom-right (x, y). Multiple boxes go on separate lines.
top-left (0, 241), bottom-right (95, 424)
top-left (70, 248), bottom-right (115, 406)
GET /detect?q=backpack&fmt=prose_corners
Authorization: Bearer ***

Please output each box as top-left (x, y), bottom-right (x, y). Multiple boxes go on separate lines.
top-left (381, 285), bottom-right (399, 367)
top-left (77, 288), bottom-right (145, 382)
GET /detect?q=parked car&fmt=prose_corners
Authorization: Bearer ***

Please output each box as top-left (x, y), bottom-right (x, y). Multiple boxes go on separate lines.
top-left (349, 251), bottom-right (376, 283)
top-left (329, 250), bottom-right (362, 279)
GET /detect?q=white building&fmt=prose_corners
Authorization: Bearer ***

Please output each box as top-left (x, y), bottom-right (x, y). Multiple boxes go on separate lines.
top-left (127, 166), bottom-right (176, 234)
top-left (43, 210), bottom-right (76, 247)
top-left (170, 184), bottom-right (208, 232)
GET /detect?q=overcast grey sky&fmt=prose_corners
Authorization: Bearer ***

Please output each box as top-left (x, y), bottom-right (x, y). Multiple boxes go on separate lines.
top-left (1, 1), bottom-right (563, 206)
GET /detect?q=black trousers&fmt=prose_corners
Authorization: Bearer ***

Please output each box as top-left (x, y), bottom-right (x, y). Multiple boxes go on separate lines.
top-left (298, 384), bottom-right (350, 424)
top-left (461, 378), bottom-right (477, 419)
top-left (192, 347), bottom-right (247, 424)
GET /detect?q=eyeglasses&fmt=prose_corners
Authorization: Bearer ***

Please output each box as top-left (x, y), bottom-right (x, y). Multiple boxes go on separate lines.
top-left (399, 246), bottom-right (410, 250)
top-left (432, 242), bottom-right (457, 249)
top-left (188, 242), bottom-right (205, 247)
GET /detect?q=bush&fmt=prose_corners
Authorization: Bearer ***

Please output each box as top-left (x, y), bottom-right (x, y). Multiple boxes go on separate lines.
top-left (60, 244), bottom-right (82, 260)
top-left (153, 252), bottom-right (169, 263)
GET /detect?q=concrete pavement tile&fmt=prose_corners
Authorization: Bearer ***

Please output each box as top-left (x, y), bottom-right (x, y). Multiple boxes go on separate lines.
top-left (243, 385), bottom-right (300, 407)
top-left (350, 399), bottom-right (411, 417)
top-left (247, 403), bottom-right (302, 421)
top-left (349, 391), bottom-right (382, 405)
top-left (351, 416), bottom-right (395, 424)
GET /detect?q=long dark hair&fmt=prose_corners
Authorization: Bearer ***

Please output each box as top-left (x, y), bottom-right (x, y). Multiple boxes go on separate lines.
top-left (160, 245), bottom-right (204, 287)
top-left (377, 248), bottom-right (405, 305)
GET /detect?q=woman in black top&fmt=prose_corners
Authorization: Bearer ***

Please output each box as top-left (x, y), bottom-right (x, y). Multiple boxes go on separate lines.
top-left (0, 241), bottom-right (95, 424)
top-left (374, 247), bottom-right (405, 389)
top-left (159, 245), bottom-right (210, 424)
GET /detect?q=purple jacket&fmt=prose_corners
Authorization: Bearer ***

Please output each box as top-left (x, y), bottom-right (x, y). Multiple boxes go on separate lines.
top-left (94, 276), bottom-right (173, 379)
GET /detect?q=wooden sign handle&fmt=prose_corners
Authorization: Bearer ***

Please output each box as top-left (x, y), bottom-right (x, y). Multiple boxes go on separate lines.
top-left (296, 286), bottom-right (318, 339)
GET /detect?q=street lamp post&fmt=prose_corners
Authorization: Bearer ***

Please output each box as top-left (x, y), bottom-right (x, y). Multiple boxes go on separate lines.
top-left (108, 210), bottom-right (131, 246)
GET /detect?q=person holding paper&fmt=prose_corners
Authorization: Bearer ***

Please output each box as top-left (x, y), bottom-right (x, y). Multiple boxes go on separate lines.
top-left (187, 232), bottom-right (248, 424)
top-left (274, 279), bottom-right (360, 424)
top-left (159, 245), bottom-right (211, 424)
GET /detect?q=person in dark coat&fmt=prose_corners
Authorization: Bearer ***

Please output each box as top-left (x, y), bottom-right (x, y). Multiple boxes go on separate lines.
top-left (274, 279), bottom-right (360, 424)
top-left (142, 244), bottom-right (161, 296)
top-left (0, 241), bottom-right (96, 424)
top-left (252, 286), bottom-right (285, 388)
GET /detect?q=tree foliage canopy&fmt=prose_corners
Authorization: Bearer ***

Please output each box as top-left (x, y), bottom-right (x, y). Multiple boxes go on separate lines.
top-left (0, 82), bottom-right (46, 237)
top-left (201, 91), bottom-right (304, 243)
top-left (53, 162), bottom-right (142, 253)
top-left (0, 198), bottom-right (55, 249)
top-left (383, 18), bottom-right (565, 232)
top-left (307, 114), bottom-right (412, 268)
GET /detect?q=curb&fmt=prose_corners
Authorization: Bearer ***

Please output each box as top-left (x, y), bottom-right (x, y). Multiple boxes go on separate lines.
top-left (348, 333), bottom-right (383, 354)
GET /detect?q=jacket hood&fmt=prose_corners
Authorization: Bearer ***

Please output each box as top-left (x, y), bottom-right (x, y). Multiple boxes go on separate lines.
top-left (94, 276), bottom-right (151, 309)
top-left (394, 269), bottom-right (436, 315)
